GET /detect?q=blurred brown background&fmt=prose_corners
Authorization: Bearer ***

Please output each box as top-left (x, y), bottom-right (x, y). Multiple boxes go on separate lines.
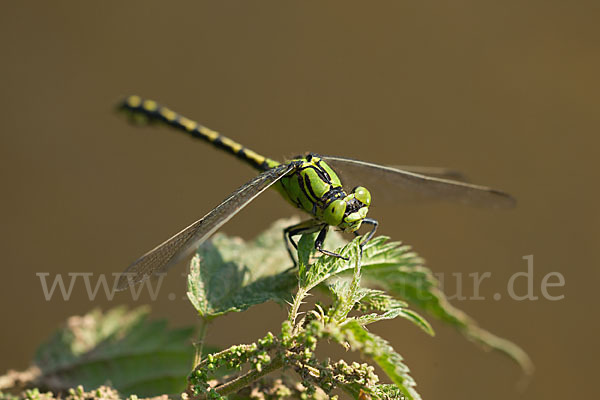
top-left (0, 1), bottom-right (597, 399)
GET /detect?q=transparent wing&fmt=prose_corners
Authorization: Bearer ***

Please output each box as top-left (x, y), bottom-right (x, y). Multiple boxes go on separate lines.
top-left (322, 156), bottom-right (515, 208)
top-left (116, 163), bottom-right (295, 290)
top-left (390, 165), bottom-right (467, 181)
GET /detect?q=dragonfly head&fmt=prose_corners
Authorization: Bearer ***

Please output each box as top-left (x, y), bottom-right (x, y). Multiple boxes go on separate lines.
top-left (332, 186), bottom-right (371, 233)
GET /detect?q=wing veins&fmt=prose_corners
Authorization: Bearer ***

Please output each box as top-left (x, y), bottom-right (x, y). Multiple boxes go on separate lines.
top-left (322, 155), bottom-right (515, 208)
top-left (116, 163), bottom-right (295, 290)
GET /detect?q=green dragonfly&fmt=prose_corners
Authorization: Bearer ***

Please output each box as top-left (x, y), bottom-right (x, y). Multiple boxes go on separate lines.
top-left (116, 95), bottom-right (515, 290)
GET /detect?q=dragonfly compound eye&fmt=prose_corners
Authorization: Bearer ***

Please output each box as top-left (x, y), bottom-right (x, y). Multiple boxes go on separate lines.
top-left (353, 186), bottom-right (371, 207)
top-left (324, 199), bottom-right (346, 226)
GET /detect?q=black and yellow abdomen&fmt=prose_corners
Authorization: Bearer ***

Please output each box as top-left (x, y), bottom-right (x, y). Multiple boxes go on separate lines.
top-left (119, 95), bottom-right (279, 172)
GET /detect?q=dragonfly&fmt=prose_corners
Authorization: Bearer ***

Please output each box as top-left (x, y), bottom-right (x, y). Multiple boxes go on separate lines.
top-left (115, 95), bottom-right (515, 290)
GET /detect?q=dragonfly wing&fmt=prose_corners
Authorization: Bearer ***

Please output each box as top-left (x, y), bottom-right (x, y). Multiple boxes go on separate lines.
top-left (116, 163), bottom-right (296, 290)
top-left (390, 166), bottom-right (468, 182)
top-left (322, 156), bottom-right (515, 208)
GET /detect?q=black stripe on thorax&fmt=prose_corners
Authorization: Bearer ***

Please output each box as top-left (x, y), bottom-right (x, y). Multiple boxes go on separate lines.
top-left (299, 164), bottom-right (333, 185)
top-left (322, 186), bottom-right (345, 207)
top-left (316, 160), bottom-right (332, 182)
top-left (296, 173), bottom-right (315, 209)
top-left (303, 174), bottom-right (319, 202)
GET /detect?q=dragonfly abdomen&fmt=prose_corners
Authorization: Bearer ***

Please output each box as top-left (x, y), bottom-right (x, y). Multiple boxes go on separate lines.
top-left (119, 95), bottom-right (279, 172)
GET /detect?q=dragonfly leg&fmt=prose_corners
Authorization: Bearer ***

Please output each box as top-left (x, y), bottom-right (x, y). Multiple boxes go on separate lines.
top-left (283, 219), bottom-right (323, 266)
top-left (315, 225), bottom-right (349, 260)
top-left (359, 218), bottom-right (379, 247)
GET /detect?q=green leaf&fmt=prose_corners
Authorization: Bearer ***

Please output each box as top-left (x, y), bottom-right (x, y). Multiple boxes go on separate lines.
top-left (327, 279), bottom-right (361, 322)
top-left (341, 321), bottom-right (422, 400)
top-left (33, 306), bottom-right (196, 396)
top-left (299, 235), bottom-right (361, 291)
top-left (359, 237), bottom-right (533, 373)
top-left (187, 218), bottom-right (298, 319)
top-left (297, 232), bottom-right (317, 275)
top-left (351, 289), bottom-right (434, 336)
top-left (326, 249), bottom-right (364, 323)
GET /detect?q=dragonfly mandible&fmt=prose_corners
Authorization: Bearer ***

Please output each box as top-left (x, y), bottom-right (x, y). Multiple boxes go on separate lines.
top-left (116, 96), bottom-right (515, 290)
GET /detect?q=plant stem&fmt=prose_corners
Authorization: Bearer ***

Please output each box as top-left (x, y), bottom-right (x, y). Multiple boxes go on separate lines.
top-left (193, 318), bottom-right (209, 368)
top-left (288, 287), bottom-right (307, 334)
top-left (191, 354), bottom-right (286, 400)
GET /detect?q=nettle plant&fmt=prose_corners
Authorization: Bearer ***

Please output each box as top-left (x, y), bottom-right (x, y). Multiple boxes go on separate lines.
top-left (4, 218), bottom-right (531, 400)
top-left (183, 219), bottom-right (531, 399)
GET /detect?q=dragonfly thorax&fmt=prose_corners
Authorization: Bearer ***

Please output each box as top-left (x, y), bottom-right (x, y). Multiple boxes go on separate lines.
top-left (277, 154), bottom-right (371, 232)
